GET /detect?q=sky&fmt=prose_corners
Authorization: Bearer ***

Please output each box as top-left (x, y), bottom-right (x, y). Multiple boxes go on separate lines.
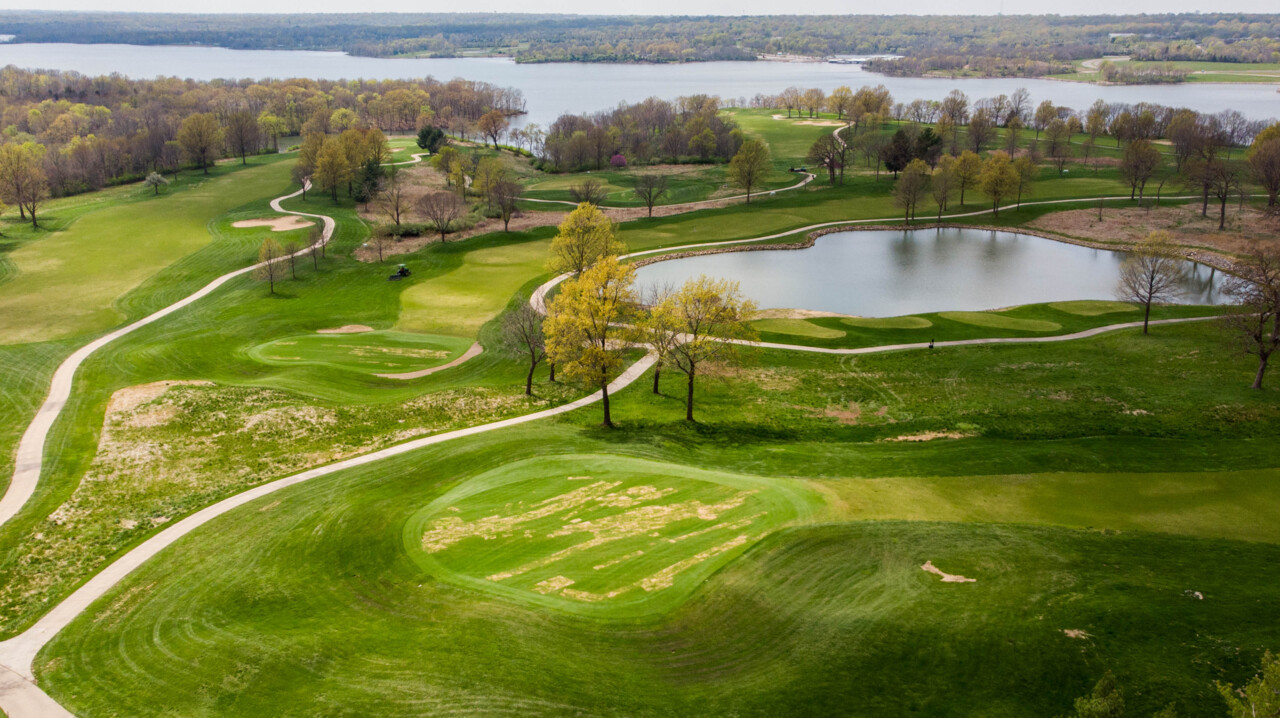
top-left (0, 1), bottom-right (1274, 15)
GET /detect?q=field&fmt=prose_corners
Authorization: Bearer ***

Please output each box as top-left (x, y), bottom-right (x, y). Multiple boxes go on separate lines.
top-left (1, 101), bottom-right (1277, 717)
top-left (1055, 58), bottom-right (1280, 84)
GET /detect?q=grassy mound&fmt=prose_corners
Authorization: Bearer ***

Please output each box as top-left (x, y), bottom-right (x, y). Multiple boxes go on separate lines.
top-left (841, 315), bottom-right (934, 329)
top-left (405, 454), bottom-right (822, 617)
top-left (1048, 300), bottom-right (1141, 316)
top-left (937, 311), bottom-right (1063, 332)
top-left (752, 318), bottom-right (846, 338)
top-left (248, 330), bottom-right (472, 376)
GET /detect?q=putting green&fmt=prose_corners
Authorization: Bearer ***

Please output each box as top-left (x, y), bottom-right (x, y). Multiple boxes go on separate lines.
top-left (397, 239), bottom-right (550, 339)
top-left (841, 315), bottom-right (934, 329)
top-left (753, 318), bottom-right (846, 338)
top-left (404, 454), bottom-right (823, 617)
top-left (938, 311), bottom-right (1062, 332)
top-left (1047, 300), bottom-right (1140, 316)
top-left (247, 330), bottom-right (472, 376)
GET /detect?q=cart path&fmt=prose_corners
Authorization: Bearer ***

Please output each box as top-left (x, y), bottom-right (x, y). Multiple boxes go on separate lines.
top-left (0, 184), bottom-right (334, 532)
top-left (376, 341), bottom-right (484, 379)
top-left (0, 177), bottom-right (1211, 716)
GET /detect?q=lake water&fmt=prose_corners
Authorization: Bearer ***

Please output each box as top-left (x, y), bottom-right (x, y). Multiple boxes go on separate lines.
top-left (634, 228), bottom-right (1223, 317)
top-left (0, 43), bottom-right (1276, 130)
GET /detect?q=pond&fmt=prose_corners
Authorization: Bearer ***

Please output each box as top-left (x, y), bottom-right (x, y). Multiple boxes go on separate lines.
top-left (633, 228), bottom-right (1224, 317)
top-left (0, 44), bottom-right (1276, 130)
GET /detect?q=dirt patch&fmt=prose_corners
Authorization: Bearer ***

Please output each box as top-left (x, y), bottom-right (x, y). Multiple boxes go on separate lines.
top-left (232, 216), bottom-right (315, 232)
top-left (316, 325), bottom-right (374, 334)
top-left (922, 560), bottom-right (977, 583)
top-left (1062, 629), bottom-right (1092, 639)
top-left (105, 380), bottom-right (214, 416)
top-left (1029, 204), bottom-right (1279, 265)
top-left (794, 119), bottom-right (846, 127)
top-left (753, 308), bottom-right (854, 319)
top-left (886, 431), bottom-right (975, 442)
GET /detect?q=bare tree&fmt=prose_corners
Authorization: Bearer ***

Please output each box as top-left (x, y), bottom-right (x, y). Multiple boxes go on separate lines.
top-left (1116, 231), bottom-right (1185, 334)
top-left (253, 237), bottom-right (286, 294)
top-left (489, 178), bottom-right (522, 231)
top-left (417, 191), bottom-right (466, 242)
top-left (1222, 245), bottom-right (1280, 390)
top-left (284, 240), bottom-right (300, 279)
top-left (499, 303), bottom-right (548, 395)
top-left (632, 174), bottom-right (669, 217)
top-left (569, 178), bottom-right (608, 205)
top-left (378, 166), bottom-right (408, 228)
top-left (369, 229), bottom-right (390, 262)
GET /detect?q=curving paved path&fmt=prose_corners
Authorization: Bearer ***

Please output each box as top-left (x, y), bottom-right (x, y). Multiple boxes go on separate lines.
top-left (376, 342), bottom-right (484, 380)
top-left (0, 152), bottom-right (1209, 717)
top-left (0, 185), bottom-right (333, 532)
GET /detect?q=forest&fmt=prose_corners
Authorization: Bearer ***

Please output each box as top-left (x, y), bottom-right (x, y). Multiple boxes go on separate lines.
top-left (0, 12), bottom-right (1277, 73)
top-left (0, 67), bottom-right (522, 199)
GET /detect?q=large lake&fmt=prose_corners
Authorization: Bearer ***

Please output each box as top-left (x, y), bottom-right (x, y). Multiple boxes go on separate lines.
top-left (0, 44), bottom-right (1276, 129)
top-left (634, 228), bottom-right (1223, 317)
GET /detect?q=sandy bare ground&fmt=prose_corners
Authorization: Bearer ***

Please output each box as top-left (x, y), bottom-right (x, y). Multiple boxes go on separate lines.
top-left (232, 216), bottom-right (315, 232)
top-left (922, 560), bottom-right (977, 583)
top-left (1030, 204), bottom-right (1279, 259)
top-left (885, 431), bottom-right (976, 442)
top-left (316, 325), bottom-right (374, 334)
top-left (105, 380), bottom-right (213, 415)
top-left (753, 308), bottom-right (854, 320)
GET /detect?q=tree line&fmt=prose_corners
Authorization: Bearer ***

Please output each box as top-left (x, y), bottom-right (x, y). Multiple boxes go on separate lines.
top-left (5, 12), bottom-right (1277, 73)
top-left (538, 95), bottom-right (745, 172)
top-left (0, 66), bottom-right (522, 202)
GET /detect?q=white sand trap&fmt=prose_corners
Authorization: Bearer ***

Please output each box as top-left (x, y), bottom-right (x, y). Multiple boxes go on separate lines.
top-left (794, 120), bottom-right (846, 126)
top-left (232, 216), bottom-right (315, 232)
top-left (922, 560), bottom-right (976, 583)
top-left (316, 325), bottom-right (374, 334)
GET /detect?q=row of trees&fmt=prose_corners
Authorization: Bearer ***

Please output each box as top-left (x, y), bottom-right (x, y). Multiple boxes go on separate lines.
top-left (8, 12), bottom-right (1278, 70)
top-left (502, 203), bottom-right (756, 425)
top-left (0, 66), bottom-right (522, 197)
top-left (539, 95), bottom-right (745, 171)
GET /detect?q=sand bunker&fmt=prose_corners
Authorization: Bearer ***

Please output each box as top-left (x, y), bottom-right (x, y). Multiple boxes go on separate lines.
top-left (922, 560), bottom-right (976, 583)
top-left (232, 216), bottom-right (315, 232)
top-left (1062, 629), bottom-right (1092, 639)
top-left (885, 431), bottom-right (975, 442)
top-left (316, 325), bottom-right (374, 334)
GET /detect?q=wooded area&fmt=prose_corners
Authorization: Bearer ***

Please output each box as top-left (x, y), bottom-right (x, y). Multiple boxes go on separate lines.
top-left (0, 11), bottom-right (1276, 73)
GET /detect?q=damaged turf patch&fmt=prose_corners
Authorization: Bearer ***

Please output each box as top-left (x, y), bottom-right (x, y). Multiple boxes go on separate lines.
top-left (404, 454), bottom-right (823, 616)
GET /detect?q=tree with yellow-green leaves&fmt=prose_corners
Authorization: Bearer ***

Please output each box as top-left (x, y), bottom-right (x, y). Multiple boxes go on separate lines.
top-left (953, 150), bottom-right (982, 207)
top-left (313, 138), bottom-right (352, 202)
top-left (548, 202), bottom-right (625, 276)
top-left (544, 256), bottom-right (637, 427)
top-left (177, 112), bottom-right (223, 174)
top-left (661, 276), bottom-right (757, 422)
top-left (728, 138), bottom-right (771, 203)
top-left (979, 151), bottom-right (1019, 218)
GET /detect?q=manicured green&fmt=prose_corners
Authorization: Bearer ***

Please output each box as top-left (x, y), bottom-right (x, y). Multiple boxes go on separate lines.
top-left (938, 311), bottom-right (1062, 332)
top-left (248, 330), bottom-right (473, 376)
top-left (753, 317), bottom-right (846, 338)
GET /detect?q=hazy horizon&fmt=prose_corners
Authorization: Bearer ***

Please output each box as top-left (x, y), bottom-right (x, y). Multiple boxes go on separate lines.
top-left (0, 4), bottom-right (1275, 16)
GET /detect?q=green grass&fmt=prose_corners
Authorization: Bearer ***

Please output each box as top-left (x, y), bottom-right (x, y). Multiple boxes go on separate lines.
top-left (752, 301), bottom-right (1221, 350)
top-left (937, 311), bottom-right (1062, 332)
top-left (753, 317), bottom-right (846, 338)
top-left (405, 453), bottom-right (822, 618)
top-left (0, 156), bottom-right (297, 344)
top-left (841, 315), bottom-right (934, 329)
top-left (247, 330), bottom-right (473, 376)
top-left (396, 230), bottom-right (553, 338)
top-left (2, 108), bottom-right (1278, 718)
